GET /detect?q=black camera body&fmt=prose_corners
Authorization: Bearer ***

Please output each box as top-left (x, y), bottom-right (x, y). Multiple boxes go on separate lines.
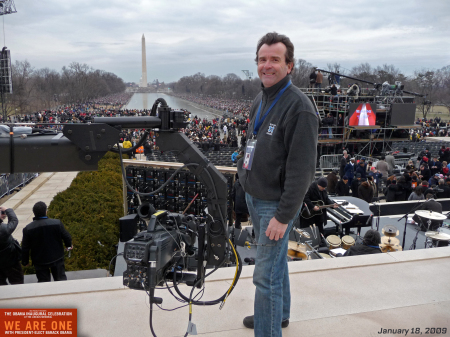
top-left (123, 229), bottom-right (179, 290)
top-left (123, 211), bottom-right (200, 291)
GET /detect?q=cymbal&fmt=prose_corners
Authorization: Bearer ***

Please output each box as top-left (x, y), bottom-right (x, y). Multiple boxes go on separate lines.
top-left (380, 244), bottom-right (402, 253)
top-left (428, 232), bottom-right (450, 241)
top-left (425, 231), bottom-right (439, 238)
top-left (415, 210), bottom-right (447, 221)
top-left (382, 225), bottom-right (399, 237)
top-left (381, 236), bottom-right (400, 246)
top-left (288, 241), bottom-right (307, 252)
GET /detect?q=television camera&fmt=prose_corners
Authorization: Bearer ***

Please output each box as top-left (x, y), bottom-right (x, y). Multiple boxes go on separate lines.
top-left (0, 98), bottom-right (241, 335)
top-left (315, 68), bottom-right (425, 99)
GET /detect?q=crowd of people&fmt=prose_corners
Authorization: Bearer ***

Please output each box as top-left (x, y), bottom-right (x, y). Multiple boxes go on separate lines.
top-left (328, 147), bottom-right (450, 204)
top-left (5, 92), bottom-right (133, 125)
top-left (411, 116), bottom-right (450, 140)
top-left (171, 93), bottom-right (252, 116)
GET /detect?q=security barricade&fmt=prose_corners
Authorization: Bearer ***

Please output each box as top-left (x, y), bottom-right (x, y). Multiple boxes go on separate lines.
top-left (319, 154), bottom-right (342, 172)
top-left (0, 173), bottom-right (38, 198)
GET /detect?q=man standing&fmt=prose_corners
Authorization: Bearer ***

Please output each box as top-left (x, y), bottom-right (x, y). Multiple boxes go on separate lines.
top-left (237, 32), bottom-right (318, 336)
top-left (0, 207), bottom-right (24, 285)
top-left (340, 150), bottom-right (349, 179)
top-left (385, 151), bottom-right (396, 175)
top-left (376, 155), bottom-right (389, 185)
top-left (22, 202), bottom-right (73, 282)
top-left (344, 157), bottom-right (356, 185)
top-left (315, 70), bottom-right (323, 89)
top-left (309, 69), bottom-right (317, 89)
top-left (301, 178), bottom-right (338, 235)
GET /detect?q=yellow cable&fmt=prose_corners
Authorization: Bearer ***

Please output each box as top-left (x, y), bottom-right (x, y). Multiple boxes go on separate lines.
top-left (220, 237), bottom-right (239, 309)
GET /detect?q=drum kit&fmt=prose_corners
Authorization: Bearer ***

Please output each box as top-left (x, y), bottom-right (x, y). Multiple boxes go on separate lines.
top-left (287, 232), bottom-right (357, 260)
top-left (414, 210), bottom-right (450, 249)
top-left (286, 210), bottom-right (450, 260)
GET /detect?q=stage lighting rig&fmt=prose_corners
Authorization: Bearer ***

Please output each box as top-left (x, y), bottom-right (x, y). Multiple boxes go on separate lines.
top-left (0, 0), bottom-right (17, 16)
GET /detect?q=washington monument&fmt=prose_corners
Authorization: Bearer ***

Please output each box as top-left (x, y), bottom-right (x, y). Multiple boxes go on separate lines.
top-left (140, 34), bottom-right (148, 88)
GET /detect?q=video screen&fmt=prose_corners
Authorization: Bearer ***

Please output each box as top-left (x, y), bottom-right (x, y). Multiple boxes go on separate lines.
top-left (390, 103), bottom-right (416, 126)
top-left (348, 103), bottom-right (377, 126)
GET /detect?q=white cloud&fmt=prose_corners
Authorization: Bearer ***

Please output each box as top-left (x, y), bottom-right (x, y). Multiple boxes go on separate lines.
top-left (5, 0), bottom-right (450, 83)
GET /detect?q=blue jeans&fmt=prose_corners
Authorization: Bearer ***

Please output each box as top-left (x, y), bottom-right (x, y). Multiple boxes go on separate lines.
top-left (246, 193), bottom-right (298, 337)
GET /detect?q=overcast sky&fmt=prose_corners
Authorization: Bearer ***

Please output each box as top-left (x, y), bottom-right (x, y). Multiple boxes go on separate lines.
top-left (6, 0), bottom-right (450, 84)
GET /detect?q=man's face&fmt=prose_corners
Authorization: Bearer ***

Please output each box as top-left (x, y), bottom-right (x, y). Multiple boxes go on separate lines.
top-left (318, 185), bottom-right (326, 191)
top-left (257, 43), bottom-right (293, 88)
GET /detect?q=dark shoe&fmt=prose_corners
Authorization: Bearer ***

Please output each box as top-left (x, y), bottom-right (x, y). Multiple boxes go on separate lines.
top-left (243, 315), bottom-right (289, 329)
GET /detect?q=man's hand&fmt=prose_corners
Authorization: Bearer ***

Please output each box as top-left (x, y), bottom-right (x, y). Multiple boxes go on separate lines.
top-left (265, 217), bottom-right (288, 241)
top-left (313, 206), bottom-right (320, 211)
top-left (333, 203), bottom-right (339, 208)
top-left (0, 206), bottom-right (6, 220)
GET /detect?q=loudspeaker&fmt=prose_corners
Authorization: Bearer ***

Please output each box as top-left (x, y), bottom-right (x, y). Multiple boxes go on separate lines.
top-left (119, 213), bottom-right (138, 242)
top-left (0, 48), bottom-right (12, 94)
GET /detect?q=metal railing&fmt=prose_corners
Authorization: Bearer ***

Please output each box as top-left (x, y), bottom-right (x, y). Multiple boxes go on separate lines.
top-left (319, 154), bottom-right (380, 175)
top-left (0, 173), bottom-right (38, 198)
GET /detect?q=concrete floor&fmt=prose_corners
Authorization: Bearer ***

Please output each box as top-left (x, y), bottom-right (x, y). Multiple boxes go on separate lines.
top-left (1, 248), bottom-right (449, 337)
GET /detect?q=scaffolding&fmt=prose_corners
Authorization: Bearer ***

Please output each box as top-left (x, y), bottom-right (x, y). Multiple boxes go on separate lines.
top-left (300, 88), bottom-right (420, 158)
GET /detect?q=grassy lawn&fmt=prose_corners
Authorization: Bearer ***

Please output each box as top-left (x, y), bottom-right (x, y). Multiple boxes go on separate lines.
top-left (416, 105), bottom-right (450, 121)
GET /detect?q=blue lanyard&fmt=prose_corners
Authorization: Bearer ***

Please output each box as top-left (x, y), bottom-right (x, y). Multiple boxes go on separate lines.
top-left (253, 80), bottom-right (291, 136)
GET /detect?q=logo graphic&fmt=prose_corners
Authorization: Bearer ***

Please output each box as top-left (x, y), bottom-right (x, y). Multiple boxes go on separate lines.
top-left (267, 124), bottom-right (276, 135)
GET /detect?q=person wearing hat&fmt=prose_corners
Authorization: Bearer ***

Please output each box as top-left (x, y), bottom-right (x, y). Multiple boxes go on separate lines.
top-left (351, 173), bottom-right (362, 197)
top-left (430, 156), bottom-right (442, 176)
top-left (355, 160), bottom-right (367, 180)
top-left (428, 173), bottom-right (440, 187)
top-left (336, 175), bottom-right (350, 196)
top-left (344, 158), bottom-right (355, 185)
top-left (343, 229), bottom-right (382, 256)
top-left (419, 164), bottom-right (431, 183)
top-left (301, 178), bottom-right (338, 235)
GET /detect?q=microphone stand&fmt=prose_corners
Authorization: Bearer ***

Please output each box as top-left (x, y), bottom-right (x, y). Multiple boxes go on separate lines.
top-left (397, 201), bottom-right (423, 250)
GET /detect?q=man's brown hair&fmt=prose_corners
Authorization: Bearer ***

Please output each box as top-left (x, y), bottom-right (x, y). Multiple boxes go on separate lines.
top-left (255, 32), bottom-right (295, 69)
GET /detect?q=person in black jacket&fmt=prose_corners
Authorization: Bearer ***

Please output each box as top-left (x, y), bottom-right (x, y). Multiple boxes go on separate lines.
top-left (351, 173), bottom-right (362, 197)
top-left (412, 194), bottom-right (443, 231)
top-left (326, 170), bottom-right (339, 194)
top-left (358, 180), bottom-right (373, 203)
top-left (436, 179), bottom-right (450, 199)
top-left (22, 202), bottom-right (73, 283)
top-left (231, 174), bottom-right (249, 229)
top-left (335, 176), bottom-right (350, 196)
top-left (301, 178), bottom-right (338, 234)
top-left (385, 179), bottom-right (400, 202)
top-left (0, 207), bottom-right (24, 285)
top-left (396, 176), bottom-right (411, 201)
top-left (339, 151), bottom-right (349, 179)
top-left (343, 229), bottom-right (382, 256)
top-left (419, 164), bottom-right (431, 182)
top-left (355, 161), bottom-right (366, 180)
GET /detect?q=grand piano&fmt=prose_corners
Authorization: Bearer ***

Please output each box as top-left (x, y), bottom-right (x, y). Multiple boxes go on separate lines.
top-left (326, 196), bottom-right (373, 236)
top-left (290, 196), bottom-right (373, 247)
